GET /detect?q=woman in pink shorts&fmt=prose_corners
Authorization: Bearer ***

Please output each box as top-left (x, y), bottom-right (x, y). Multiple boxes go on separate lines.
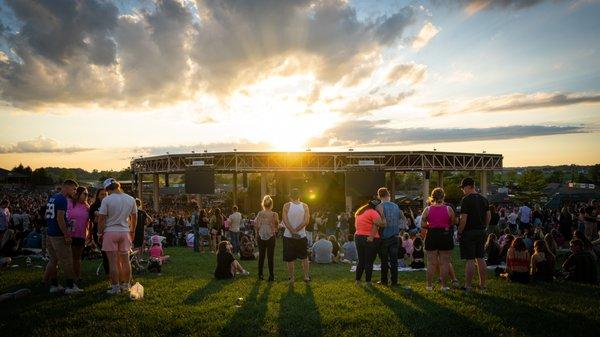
top-left (98, 179), bottom-right (138, 295)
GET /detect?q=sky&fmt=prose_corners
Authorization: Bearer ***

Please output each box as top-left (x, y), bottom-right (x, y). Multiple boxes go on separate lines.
top-left (0, 0), bottom-right (599, 170)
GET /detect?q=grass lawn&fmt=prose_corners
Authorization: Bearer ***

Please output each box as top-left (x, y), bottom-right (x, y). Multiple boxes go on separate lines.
top-left (1, 244), bottom-right (599, 337)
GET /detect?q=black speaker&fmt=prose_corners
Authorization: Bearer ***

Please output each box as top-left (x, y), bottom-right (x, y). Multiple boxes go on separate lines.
top-left (345, 169), bottom-right (385, 198)
top-left (185, 167), bottom-right (215, 194)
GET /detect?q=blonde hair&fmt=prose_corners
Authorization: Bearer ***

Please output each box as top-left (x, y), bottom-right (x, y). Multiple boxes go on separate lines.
top-left (428, 187), bottom-right (445, 204)
top-left (262, 195), bottom-right (273, 210)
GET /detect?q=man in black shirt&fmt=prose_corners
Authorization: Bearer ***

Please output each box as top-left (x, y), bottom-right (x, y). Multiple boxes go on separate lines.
top-left (458, 177), bottom-right (491, 291)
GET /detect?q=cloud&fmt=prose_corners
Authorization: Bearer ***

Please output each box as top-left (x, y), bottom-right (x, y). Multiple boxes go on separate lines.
top-left (338, 91), bottom-right (414, 115)
top-left (0, 0), bottom-right (121, 107)
top-left (0, 0), bottom-right (422, 108)
top-left (0, 136), bottom-right (95, 153)
top-left (386, 63), bottom-right (427, 85)
top-left (307, 120), bottom-right (586, 147)
top-left (429, 91), bottom-right (600, 116)
top-left (191, 0), bottom-right (418, 93)
top-left (411, 21), bottom-right (439, 51)
top-left (432, 0), bottom-right (551, 15)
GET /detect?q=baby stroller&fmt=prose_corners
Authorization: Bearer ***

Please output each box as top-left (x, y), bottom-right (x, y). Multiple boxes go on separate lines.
top-left (96, 249), bottom-right (145, 276)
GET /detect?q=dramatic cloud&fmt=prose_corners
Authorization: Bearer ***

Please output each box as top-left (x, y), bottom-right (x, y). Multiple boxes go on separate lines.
top-left (192, 0), bottom-right (419, 93)
top-left (429, 92), bottom-right (600, 116)
top-left (0, 0), bottom-right (422, 108)
top-left (307, 120), bottom-right (586, 147)
top-left (0, 0), bottom-right (121, 107)
top-left (411, 21), bottom-right (439, 51)
top-left (0, 136), bottom-right (94, 153)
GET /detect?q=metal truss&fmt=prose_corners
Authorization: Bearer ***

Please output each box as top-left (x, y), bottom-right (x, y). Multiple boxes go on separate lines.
top-left (131, 151), bottom-right (503, 175)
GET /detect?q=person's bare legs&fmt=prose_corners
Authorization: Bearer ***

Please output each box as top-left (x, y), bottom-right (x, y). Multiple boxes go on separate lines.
top-left (106, 251), bottom-right (120, 286)
top-left (448, 262), bottom-right (457, 282)
top-left (287, 261), bottom-right (295, 284)
top-left (302, 258), bottom-right (310, 281)
top-left (231, 260), bottom-right (245, 274)
top-left (71, 245), bottom-right (84, 280)
top-left (118, 251), bottom-right (131, 285)
top-left (43, 260), bottom-right (58, 284)
top-left (464, 259), bottom-right (475, 289)
top-left (439, 251), bottom-right (451, 288)
top-left (426, 251), bottom-right (438, 288)
top-left (476, 258), bottom-right (487, 288)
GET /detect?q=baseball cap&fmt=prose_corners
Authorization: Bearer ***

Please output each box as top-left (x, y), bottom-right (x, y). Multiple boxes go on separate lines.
top-left (103, 178), bottom-right (117, 189)
top-left (459, 177), bottom-right (475, 188)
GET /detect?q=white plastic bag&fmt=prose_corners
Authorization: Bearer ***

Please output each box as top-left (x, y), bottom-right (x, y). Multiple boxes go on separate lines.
top-left (130, 282), bottom-right (144, 300)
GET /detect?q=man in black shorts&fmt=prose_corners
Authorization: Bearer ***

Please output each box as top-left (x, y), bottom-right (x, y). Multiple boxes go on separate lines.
top-left (282, 188), bottom-right (311, 285)
top-left (458, 177), bottom-right (490, 291)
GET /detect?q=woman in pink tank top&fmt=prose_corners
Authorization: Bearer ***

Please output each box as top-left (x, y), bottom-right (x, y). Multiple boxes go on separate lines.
top-left (421, 188), bottom-right (456, 291)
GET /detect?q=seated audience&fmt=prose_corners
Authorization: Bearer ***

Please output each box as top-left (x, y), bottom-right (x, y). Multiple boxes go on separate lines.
top-left (149, 241), bottom-right (170, 263)
top-left (544, 233), bottom-right (558, 257)
top-left (341, 235), bottom-right (358, 262)
top-left (328, 235), bottom-right (340, 262)
top-left (410, 237), bottom-right (425, 269)
top-left (530, 240), bottom-right (555, 282)
top-left (485, 233), bottom-right (502, 265)
top-left (562, 239), bottom-right (598, 284)
top-left (312, 234), bottom-right (333, 264)
top-left (502, 237), bottom-right (530, 284)
top-left (214, 241), bottom-right (249, 279)
top-left (239, 233), bottom-right (256, 260)
top-left (499, 234), bottom-right (515, 263)
top-left (0, 229), bottom-right (20, 257)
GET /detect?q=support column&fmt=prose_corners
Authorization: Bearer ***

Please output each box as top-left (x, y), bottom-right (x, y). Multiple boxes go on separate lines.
top-left (232, 172), bottom-right (238, 206)
top-left (164, 174), bottom-right (169, 187)
top-left (422, 171), bottom-right (430, 209)
top-left (260, 172), bottom-right (267, 198)
top-left (345, 195), bottom-right (353, 214)
top-left (152, 174), bottom-right (160, 212)
top-left (437, 171), bottom-right (444, 188)
top-left (136, 173), bottom-right (143, 201)
top-left (481, 171), bottom-right (488, 196)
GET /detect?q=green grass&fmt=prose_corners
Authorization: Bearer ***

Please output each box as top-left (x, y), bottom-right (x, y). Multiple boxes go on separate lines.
top-left (1, 245), bottom-right (599, 337)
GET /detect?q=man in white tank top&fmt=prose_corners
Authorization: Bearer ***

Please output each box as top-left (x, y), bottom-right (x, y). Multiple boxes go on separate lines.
top-left (282, 188), bottom-right (310, 284)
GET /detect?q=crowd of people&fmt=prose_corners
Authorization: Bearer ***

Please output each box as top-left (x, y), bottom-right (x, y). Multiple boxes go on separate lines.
top-left (1, 176), bottom-right (599, 297)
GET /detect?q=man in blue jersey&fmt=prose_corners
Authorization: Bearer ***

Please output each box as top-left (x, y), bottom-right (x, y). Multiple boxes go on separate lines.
top-left (43, 179), bottom-right (83, 294)
top-left (376, 187), bottom-right (403, 286)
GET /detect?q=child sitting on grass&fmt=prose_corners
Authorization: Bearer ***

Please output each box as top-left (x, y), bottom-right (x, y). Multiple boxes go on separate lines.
top-left (148, 242), bottom-right (170, 263)
top-left (410, 237), bottom-right (425, 269)
top-left (215, 241), bottom-right (250, 280)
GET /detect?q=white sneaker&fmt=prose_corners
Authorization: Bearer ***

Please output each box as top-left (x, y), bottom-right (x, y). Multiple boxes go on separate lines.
top-left (49, 285), bottom-right (64, 294)
top-left (240, 270), bottom-right (250, 276)
top-left (441, 286), bottom-right (450, 292)
top-left (120, 283), bottom-right (131, 292)
top-left (426, 286), bottom-right (433, 291)
top-left (106, 286), bottom-right (121, 295)
top-left (64, 286), bottom-right (84, 294)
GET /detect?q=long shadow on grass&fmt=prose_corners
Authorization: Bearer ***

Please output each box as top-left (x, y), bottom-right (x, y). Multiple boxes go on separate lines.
top-left (453, 291), bottom-right (600, 336)
top-left (278, 284), bottom-right (323, 337)
top-left (184, 279), bottom-right (226, 305)
top-left (367, 286), bottom-right (491, 337)
top-left (0, 281), bottom-right (112, 336)
top-left (219, 280), bottom-right (271, 337)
